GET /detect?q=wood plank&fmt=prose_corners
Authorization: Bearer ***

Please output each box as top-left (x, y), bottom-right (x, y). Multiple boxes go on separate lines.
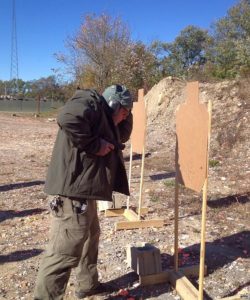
top-left (124, 209), bottom-right (139, 221)
top-left (105, 208), bottom-right (125, 217)
top-left (105, 207), bottom-right (149, 218)
top-left (140, 270), bottom-right (170, 286)
top-left (139, 265), bottom-right (207, 287)
top-left (115, 219), bottom-right (164, 230)
top-left (170, 271), bottom-right (199, 300)
top-left (136, 207), bottom-right (149, 214)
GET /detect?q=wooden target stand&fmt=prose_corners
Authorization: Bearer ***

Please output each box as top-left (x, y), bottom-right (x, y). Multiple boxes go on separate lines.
top-left (140, 82), bottom-right (212, 300)
top-left (105, 89), bottom-right (164, 231)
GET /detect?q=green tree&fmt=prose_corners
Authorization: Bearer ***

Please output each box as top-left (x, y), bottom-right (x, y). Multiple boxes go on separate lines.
top-left (153, 26), bottom-right (211, 79)
top-left (207, 0), bottom-right (250, 78)
top-left (23, 76), bottom-right (66, 102)
top-left (0, 80), bottom-right (7, 95)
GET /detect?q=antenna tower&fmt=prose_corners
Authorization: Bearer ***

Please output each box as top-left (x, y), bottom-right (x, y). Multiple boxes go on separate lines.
top-left (10, 0), bottom-right (19, 95)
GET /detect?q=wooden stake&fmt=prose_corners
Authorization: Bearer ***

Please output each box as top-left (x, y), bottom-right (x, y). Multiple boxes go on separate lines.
top-left (138, 145), bottom-right (145, 220)
top-left (198, 100), bottom-right (212, 300)
top-left (174, 177), bottom-right (179, 271)
top-left (127, 143), bottom-right (133, 209)
top-left (109, 89), bottom-right (165, 231)
top-left (198, 178), bottom-right (208, 300)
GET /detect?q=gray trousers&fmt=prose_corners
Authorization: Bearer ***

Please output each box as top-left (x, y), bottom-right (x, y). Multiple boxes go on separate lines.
top-left (34, 197), bottom-right (100, 300)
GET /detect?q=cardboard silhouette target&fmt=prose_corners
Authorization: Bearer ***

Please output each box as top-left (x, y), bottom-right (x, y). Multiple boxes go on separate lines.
top-left (105, 89), bottom-right (164, 230)
top-left (174, 81), bottom-right (211, 300)
top-left (131, 89), bottom-right (146, 154)
top-left (138, 82), bottom-right (212, 300)
top-left (176, 81), bottom-right (209, 192)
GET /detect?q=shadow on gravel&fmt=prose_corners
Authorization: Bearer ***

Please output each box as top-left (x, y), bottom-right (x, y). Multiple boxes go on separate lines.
top-left (0, 208), bottom-right (47, 222)
top-left (207, 192), bottom-right (250, 208)
top-left (0, 180), bottom-right (45, 192)
top-left (127, 171), bottom-right (176, 183)
top-left (105, 271), bottom-right (173, 299)
top-left (130, 231), bottom-right (249, 299)
top-left (149, 172), bottom-right (175, 181)
top-left (223, 280), bottom-right (250, 298)
top-left (0, 249), bottom-right (43, 264)
top-left (103, 232), bottom-right (249, 299)
top-left (180, 230), bottom-right (249, 274)
top-left (123, 152), bottom-right (151, 162)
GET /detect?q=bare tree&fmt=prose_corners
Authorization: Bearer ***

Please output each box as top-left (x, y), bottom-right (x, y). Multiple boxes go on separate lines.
top-left (57, 14), bottom-right (131, 91)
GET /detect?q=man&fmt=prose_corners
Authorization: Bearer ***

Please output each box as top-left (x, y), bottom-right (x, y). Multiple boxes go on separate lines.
top-left (34, 84), bottom-right (133, 300)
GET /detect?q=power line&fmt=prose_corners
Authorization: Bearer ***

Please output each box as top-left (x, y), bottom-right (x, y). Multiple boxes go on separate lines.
top-left (10, 0), bottom-right (19, 95)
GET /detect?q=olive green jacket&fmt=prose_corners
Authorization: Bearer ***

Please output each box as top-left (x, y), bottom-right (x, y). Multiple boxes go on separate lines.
top-left (44, 89), bottom-right (133, 201)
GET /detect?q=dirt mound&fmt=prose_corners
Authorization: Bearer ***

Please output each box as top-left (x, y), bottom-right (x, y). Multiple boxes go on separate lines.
top-left (144, 77), bottom-right (250, 196)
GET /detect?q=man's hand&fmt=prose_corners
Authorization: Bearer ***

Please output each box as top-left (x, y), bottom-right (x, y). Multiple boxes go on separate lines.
top-left (95, 138), bottom-right (115, 156)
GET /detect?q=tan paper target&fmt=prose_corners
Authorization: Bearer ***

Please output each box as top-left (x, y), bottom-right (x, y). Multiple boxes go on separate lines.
top-left (176, 82), bottom-right (209, 192)
top-left (131, 89), bottom-right (146, 154)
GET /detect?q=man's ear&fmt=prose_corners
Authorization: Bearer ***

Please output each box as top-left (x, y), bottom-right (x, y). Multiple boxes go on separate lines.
top-left (109, 100), bottom-right (121, 114)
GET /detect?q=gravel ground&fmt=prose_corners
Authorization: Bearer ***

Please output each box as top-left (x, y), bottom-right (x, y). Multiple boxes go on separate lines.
top-left (0, 111), bottom-right (249, 300)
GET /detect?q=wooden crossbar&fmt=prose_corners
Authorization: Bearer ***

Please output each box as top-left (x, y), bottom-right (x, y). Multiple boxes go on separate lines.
top-left (140, 264), bottom-right (206, 286)
top-left (115, 218), bottom-right (164, 231)
top-left (170, 271), bottom-right (199, 300)
top-left (105, 207), bottom-right (149, 217)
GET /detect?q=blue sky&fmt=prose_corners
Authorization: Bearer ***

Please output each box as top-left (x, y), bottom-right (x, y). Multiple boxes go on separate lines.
top-left (0, 0), bottom-right (238, 82)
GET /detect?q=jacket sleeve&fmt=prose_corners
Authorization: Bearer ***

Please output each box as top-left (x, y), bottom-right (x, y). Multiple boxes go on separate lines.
top-left (118, 112), bottom-right (133, 143)
top-left (57, 101), bottom-right (101, 154)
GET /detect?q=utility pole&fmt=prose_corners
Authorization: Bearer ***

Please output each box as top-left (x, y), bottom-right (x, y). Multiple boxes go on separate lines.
top-left (10, 0), bottom-right (19, 96)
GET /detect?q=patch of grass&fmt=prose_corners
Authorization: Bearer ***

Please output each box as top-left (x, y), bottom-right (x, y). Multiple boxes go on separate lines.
top-left (38, 109), bottom-right (59, 118)
top-left (209, 159), bottom-right (220, 168)
top-left (237, 77), bottom-right (250, 106)
top-left (150, 194), bottom-right (160, 202)
top-left (193, 228), bottom-right (200, 234)
top-left (164, 179), bottom-right (175, 188)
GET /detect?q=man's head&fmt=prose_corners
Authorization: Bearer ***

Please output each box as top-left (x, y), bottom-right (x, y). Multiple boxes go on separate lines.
top-left (102, 84), bottom-right (133, 113)
top-left (102, 84), bottom-right (133, 125)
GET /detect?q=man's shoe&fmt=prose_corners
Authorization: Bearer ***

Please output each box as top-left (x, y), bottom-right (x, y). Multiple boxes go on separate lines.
top-left (75, 283), bottom-right (115, 299)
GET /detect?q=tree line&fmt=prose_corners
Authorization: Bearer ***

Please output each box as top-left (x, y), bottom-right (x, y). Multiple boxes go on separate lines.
top-left (0, 76), bottom-right (74, 102)
top-left (1, 0), bottom-right (249, 100)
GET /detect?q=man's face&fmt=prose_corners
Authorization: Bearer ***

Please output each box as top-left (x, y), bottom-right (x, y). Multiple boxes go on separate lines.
top-left (112, 107), bottom-right (130, 126)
